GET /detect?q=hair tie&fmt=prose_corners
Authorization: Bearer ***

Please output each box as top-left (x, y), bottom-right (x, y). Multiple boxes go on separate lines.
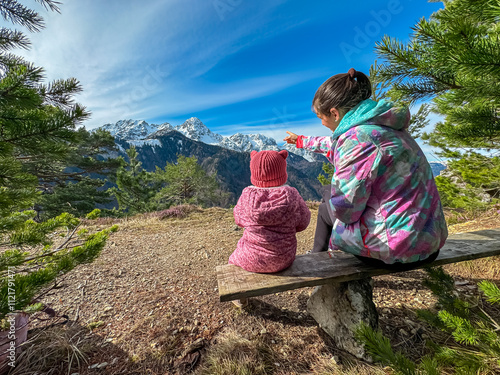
top-left (348, 68), bottom-right (356, 79)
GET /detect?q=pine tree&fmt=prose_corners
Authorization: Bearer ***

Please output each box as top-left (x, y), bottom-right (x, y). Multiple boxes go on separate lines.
top-left (374, 0), bottom-right (500, 209)
top-left (153, 155), bottom-right (223, 208)
top-left (110, 147), bottom-right (159, 214)
top-left (0, 0), bottom-right (119, 219)
top-left (37, 177), bottom-right (114, 219)
top-left (110, 152), bottom-right (227, 214)
top-left (0, 1), bottom-right (117, 322)
top-left (35, 128), bottom-right (121, 219)
top-left (375, 0), bottom-right (499, 146)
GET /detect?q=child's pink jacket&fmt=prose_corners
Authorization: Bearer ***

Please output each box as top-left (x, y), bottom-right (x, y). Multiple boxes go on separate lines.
top-left (228, 185), bottom-right (311, 273)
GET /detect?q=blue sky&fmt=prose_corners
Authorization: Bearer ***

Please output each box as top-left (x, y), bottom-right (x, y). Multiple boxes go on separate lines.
top-left (15, 0), bottom-right (445, 161)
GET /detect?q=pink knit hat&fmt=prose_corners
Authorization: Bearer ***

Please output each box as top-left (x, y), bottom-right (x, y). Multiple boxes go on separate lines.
top-left (250, 150), bottom-right (288, 188)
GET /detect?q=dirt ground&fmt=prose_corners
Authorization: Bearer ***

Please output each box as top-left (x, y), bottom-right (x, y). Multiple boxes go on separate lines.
top-left (20, 205), bottom-right (500, 375)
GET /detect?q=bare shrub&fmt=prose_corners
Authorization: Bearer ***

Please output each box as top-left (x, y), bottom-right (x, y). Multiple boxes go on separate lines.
top-left (155, 205), bottom-right (201, 220)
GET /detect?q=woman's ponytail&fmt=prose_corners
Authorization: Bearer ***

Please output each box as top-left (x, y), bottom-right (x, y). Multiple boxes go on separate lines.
top-left (313, 68), bottom-right (372, 117)
top-left (351, 69), bottom-right (372, 102)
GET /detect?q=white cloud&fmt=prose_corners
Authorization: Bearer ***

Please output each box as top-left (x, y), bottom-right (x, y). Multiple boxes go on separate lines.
top-left (10, 1), bottom-right (445, 165)
top-left (15, 0), bottom-right (297, 129)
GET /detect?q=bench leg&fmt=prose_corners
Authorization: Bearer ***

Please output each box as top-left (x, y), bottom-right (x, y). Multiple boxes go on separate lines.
top-left (307, 278), bottom-right (378, 360)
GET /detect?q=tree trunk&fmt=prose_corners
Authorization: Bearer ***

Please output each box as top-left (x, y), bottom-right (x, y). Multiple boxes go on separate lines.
top-left (307, 278), bottom-right (378, 360)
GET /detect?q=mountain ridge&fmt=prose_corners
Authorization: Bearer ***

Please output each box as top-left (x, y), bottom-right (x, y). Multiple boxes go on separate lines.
top-left (111, 128), bottom-right (325, 203)
top-left (100, 117), bottom-right (322, 162)
top-left (96, 117), bottom-right (447, 205)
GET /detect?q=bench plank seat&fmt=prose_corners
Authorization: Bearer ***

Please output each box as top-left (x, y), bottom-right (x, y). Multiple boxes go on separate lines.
top-left (217, 229), bottom-right (500, 302)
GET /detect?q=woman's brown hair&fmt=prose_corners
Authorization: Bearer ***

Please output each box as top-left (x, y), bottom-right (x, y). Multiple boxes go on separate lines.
top-left (313, 68), bottom-right (372, 117)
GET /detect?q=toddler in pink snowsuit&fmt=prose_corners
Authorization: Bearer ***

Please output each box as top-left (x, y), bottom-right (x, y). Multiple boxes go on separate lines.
top-left (228, 150), bottom-right (311, 273)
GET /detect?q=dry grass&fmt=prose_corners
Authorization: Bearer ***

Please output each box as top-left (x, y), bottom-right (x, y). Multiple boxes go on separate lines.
top-left (306, 200), bottom-right (322, 210)
top-left (9, 326), bottom-right (92, 375)
top-left (445, 204), bottom-right (500, 227)
top-left (312, 360), bottom-right (389, 375)
top-left (445, 207), bottom-right (500, 279)
top-left (444, 256), bottom-right (500, 280)
top-left (105, 206), bottom-right (232, 233)
top-left (196, 328), bottom-right (388, 375)
top-left (196, 329), bottom-right (276, 375)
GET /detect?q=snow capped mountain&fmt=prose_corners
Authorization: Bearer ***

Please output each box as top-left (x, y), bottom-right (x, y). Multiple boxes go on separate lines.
top-left (175, 117), bottom-right (224, 144)
top-left (282, 143), bottom-right (322, 162)
top-left (97, 117), bottom-right (319, 162)
top-left (220, 133), bottom-right (279, 153)
top-left (101, 119), bottom-right (173, 140)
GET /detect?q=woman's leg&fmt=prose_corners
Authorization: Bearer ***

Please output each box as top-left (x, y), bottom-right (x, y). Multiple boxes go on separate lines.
top-left (312, 201), bottom-right (333, 252)
top-left (312, 185), bottom-right (334, 253)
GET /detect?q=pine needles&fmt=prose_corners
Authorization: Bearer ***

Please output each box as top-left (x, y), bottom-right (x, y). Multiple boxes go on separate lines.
top-left (0, 209), bottom-right (118, 321)
top-left (356, 266), bottom-right (500, 374)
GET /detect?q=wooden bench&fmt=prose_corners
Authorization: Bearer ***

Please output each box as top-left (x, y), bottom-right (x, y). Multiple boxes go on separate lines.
top-left (216, 228), bottom-right (500, 359)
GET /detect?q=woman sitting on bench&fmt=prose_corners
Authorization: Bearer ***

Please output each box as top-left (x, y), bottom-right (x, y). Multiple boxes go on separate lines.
top-left (284, 68), bottom-right (448, 269)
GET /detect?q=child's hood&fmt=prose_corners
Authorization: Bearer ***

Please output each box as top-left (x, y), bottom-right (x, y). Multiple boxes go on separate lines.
top-left (332, 99), bottom-right (410, 139)
top-left (241, 186), bottom-right (295, 226)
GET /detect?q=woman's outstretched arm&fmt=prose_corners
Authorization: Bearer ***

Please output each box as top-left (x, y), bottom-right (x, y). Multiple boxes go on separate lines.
top-left (284, 131), bottom-right (334, 158)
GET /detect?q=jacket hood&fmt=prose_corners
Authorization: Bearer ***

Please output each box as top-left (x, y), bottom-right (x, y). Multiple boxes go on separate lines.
top-left (244, 186), bottom-right (294, 226)
top-left (332, 99), bottom-right (410, 139)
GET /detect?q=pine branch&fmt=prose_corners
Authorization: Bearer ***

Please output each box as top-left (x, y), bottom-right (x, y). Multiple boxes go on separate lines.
top-left (0, 27), bottom-right (29, 51)
top-left (479, 280), bottom-right (500, 304)
top-left (35, 170), bottom-right (89, 180)
top-left (355, 322), bottom-right (417, 375)
top-left (0, 62), bottom-right (45, 98)
top-left (22, 225), bottom-right (80, 263)
top-left (39, 78), bottom-right (84, 108)
top-left (0, 0), bottom-right (45, 32)
top-left (418, 357), bottom-right (440, 375)
top-left (33, 0), bottom-right (60, 13)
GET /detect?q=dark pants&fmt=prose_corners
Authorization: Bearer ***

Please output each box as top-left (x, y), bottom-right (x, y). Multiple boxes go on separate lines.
top-left (354, 250), bottom-right (440, 270)
top-left (312, 184), bottom-right (440, 270)
top-left (312, 185), bottom-right (335, 253)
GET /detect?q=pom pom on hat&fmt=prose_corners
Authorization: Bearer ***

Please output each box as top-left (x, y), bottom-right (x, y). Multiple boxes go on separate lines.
top-left (250, 150), bottom-right (288, 188)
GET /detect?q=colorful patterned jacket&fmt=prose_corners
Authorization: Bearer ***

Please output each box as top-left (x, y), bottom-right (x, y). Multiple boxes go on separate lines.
top-left (229, 185), bottom-right (311, 273)
top-left (297, 99), bottom-right (448, 264)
